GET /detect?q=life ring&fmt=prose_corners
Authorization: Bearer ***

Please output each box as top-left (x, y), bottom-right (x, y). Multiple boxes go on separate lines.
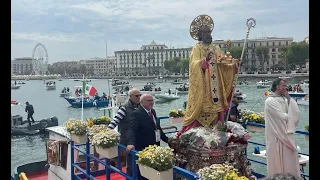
top-left (40, 120), bottom-right (49, 129)
top-left (11, 100), bottom-right (18, 105)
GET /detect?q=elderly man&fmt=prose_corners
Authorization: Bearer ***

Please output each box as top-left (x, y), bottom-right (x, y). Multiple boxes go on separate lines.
top-left (108, 88), bottom-right (141, 178)
top-left (126, 94), bottom-right (168, 180)
top-left (264, 79), bottom-right (301, 179)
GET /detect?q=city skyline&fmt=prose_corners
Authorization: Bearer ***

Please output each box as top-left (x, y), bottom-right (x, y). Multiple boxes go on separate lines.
top-left (11, 0), bottom-right (309, 63)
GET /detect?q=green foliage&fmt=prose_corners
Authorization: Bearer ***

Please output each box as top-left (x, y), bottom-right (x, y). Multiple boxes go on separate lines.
top-left (286, 42), bottom-right (309, 69)
top-left (256, 46), bottom-right (270, 71)
top-left (164, 58), bottom-right (189, 73)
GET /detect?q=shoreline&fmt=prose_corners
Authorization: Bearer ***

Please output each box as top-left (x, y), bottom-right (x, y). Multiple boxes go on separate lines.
top-left (11, 73), bottom-right (309, 80)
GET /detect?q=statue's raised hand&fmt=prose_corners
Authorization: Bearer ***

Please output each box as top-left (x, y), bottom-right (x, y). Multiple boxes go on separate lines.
top-left (206, 50), bottom-right (215, 61)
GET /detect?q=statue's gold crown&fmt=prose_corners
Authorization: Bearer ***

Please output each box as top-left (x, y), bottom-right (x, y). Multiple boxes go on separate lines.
top-left (216, 40), bottom-right (239, 64)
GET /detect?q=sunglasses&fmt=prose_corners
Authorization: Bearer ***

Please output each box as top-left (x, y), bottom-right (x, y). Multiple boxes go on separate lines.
top-left (134, 94), bottom-right (142, 97)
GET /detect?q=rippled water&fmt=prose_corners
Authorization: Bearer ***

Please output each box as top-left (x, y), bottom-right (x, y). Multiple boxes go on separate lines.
top-left (11, 77), bottom-right (309, 176)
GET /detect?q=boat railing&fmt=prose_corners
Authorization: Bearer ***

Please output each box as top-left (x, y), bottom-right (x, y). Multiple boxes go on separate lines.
top-left (70, 116), bottom-right (309, 180)
top-left (70, 138), bottom-right (200, 179)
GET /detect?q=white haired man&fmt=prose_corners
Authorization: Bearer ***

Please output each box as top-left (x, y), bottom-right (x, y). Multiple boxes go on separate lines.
top-left (126, 94), bottom-right (168, 180)
top-left (108, 88), bottom-right (141, 178)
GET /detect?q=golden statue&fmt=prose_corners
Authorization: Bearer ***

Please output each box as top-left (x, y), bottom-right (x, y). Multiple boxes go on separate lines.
top-left (177, 14), bottom-right (239, 137)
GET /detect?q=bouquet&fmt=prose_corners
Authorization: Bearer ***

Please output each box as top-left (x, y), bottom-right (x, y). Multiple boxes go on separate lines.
top-left (240, 109), bottom-right (265, 124)
top-left (91, 130), bottom-right (120, 148)
top-left (87, 115), bottom-right (111, 126)
top-left (169, 109), bottom-right (185, 118)
top-left (197, 163), bottom-right (248, 180)
top-left (305, 125), bottom-right (309, 132)
top-left (64, 118), bottom-right (88, 136)
top-left (87, 124), bottom-right (108, 141)
top-left (136, 145), bottom-right (174, 172)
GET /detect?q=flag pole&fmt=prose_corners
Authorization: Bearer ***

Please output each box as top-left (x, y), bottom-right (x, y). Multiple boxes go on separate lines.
top-left (81, 74), bottom-right (84, 120)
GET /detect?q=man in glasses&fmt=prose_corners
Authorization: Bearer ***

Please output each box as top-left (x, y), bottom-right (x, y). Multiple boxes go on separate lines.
top-left (226, 95), bottom-right (241, 123)
top-left (108, 88), bottom-right (141, 178)
top-left (126, 94), bottom-right (169, 180)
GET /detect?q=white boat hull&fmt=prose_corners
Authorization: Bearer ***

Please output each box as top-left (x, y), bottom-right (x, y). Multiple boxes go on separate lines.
top-left (140, 91), bottom-right (162, 95)
top-left (177, 90), bottom-right (188, 94)
top-left (297, 99), bottom-right (309, 106)
top-left (11, 85), bottom-right (20, 89)
top-left (155, 93), bottom-right (180, 100)
top-left (60, 92), bottom-right (72, 97)
top-left (46, 85), bottom-right (56, 90)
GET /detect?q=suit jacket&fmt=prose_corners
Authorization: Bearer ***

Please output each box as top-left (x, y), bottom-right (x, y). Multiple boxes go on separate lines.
top-left (127, 106), bottom-right (168, 151)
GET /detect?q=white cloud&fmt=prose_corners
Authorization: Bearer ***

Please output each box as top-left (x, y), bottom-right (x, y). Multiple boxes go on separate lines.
top-left (11, 0), bottom-right (309, 62)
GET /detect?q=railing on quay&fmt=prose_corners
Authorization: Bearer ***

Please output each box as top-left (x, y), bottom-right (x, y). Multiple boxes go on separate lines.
top-left (70, 116), bottom-right (309, 180)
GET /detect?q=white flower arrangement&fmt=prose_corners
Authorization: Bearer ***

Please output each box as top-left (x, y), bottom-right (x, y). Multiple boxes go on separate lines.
top-left (87, 124), bottom-right (108, 141)
top-left (64, 118), bottom-right (88, 136)
top-left (197, 163), bottom-right (248, 180)
top-left (91, 130), bottom-right (120, 148)
top-left (136, 145), bottom-right (174, 172)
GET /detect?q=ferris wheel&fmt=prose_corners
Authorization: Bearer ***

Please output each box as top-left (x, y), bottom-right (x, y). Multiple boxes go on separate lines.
top-left (31, 43), bottom-right (49, 75)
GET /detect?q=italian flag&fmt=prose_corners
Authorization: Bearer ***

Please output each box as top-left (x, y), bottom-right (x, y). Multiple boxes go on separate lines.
top-left (82, 81), bottom-right (97, 96)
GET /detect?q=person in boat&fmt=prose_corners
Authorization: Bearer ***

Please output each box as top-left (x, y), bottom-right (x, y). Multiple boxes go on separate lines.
top-left (107, 88), bottom-right (141, 178)
top-left (176, 14), bottom-right (237, 137)
top-left (264, 79), bottom-right (300, 179)
top-left (75, 88), bottom-right (79, 96)
top-left (67, 87), bottom-right (70, 92)
top-left (225, 95), bottom-right (241, 123)
top-left (126, 94), bottom-right (168, 180)
top-left (288, 85), bottom-right (292, 91)
top-left (168, 88), bottom-right (171, 95)
top-left (94, 93), bottom-right (100, 101)
top-left (25, 102), bottom-right (35, 126)
top-left (102, 92), bottom-right (107, 101)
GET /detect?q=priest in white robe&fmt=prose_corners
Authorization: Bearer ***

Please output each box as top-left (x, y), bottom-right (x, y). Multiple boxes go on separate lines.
top-left (264, 78), bottom-right (301, 179)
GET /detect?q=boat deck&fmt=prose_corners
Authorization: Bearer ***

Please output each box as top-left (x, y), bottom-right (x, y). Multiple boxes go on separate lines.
top-left (26, 168), bottom-right (126, 180)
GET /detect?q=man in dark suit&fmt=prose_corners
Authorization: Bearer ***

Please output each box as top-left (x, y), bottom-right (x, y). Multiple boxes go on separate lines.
top-left (126, 94), bottom-right (168, 180)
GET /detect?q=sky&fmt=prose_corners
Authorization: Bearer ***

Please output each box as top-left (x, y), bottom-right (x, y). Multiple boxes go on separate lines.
top-left (11, 0), bottom-right (309, 63)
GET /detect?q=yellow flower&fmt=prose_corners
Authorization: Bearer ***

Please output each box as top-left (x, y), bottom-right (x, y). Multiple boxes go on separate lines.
top-left (88, 120), bottom-right (94, 127)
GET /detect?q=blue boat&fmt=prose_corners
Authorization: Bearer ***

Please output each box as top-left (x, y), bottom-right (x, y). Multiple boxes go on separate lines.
top-left (288, 91), bottom-right (308, 98)
top-left (63, 96), bottom-right (82, 104)
top-left (71, 100), bottom-right (109, 108)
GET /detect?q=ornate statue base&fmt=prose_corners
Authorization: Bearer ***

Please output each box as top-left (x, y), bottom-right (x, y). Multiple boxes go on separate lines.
top-left (169, 126), bottom-right (255, 179)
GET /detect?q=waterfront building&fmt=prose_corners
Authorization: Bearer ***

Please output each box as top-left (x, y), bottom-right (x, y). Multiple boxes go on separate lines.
top-left (79, 56), bottom-right (116, 76)
top-left (113, 38), bottom-right (293, 75)
top-left (114, 40), bottom-right (192, 76)
top-left (11, 57), bottom-right (34, 75)
top-left (212, 37), bottom-right (294, 71)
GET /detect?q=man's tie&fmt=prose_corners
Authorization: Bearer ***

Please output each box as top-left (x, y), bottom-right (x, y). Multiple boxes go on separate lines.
top-left (148, 111), bottom-right (156, 127)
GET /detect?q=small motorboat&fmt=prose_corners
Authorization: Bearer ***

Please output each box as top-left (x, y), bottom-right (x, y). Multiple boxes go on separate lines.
top-left (171, 78), bottom-right (184, 84)
top-left (11, 102), bottom-right (59, 136)
top-left (234, 90), bottom-right (247, 101)
top-left (155, 90), bottom-right (180, 101)
top-left (176, 84), bottom-right (189, 94)
top-left (288, 91), bottom-right (308, 98)
top-left (46, 81), bottom-right (56, 90)
top-left (256, 80), bottom-right (272, 89)
top-left (11, 84), bottom-right (21, 89)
